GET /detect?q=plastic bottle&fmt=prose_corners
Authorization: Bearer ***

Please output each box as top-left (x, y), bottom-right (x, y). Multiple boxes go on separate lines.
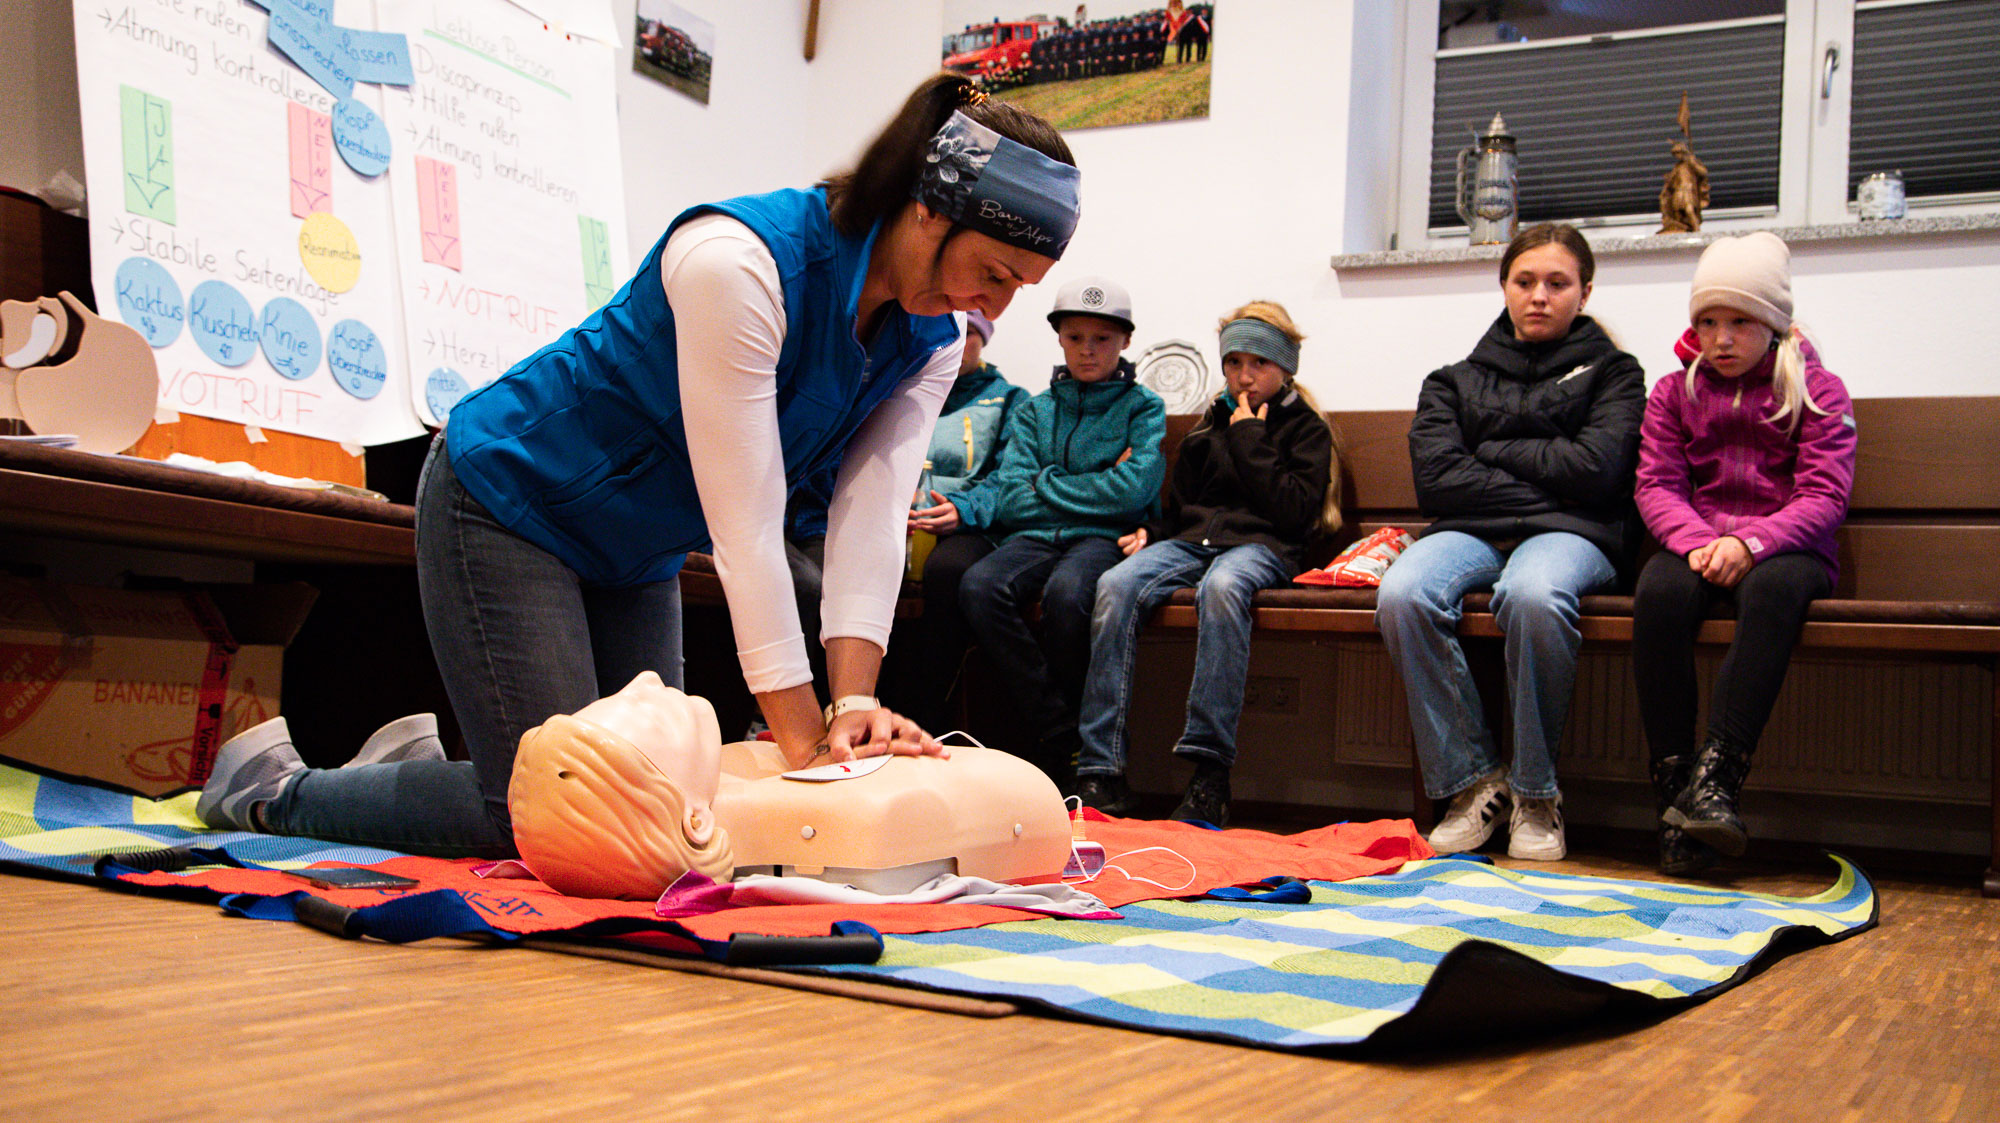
top-left (906, 459), bottom-right (936, 581)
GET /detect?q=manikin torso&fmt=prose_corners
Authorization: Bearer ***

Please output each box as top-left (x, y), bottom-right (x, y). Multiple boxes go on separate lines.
top-left (571, 673), bottom-right (1071, 893)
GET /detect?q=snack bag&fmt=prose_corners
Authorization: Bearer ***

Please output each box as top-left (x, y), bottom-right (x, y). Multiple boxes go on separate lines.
top-left (1294, 527), bottom-right (1415, 587)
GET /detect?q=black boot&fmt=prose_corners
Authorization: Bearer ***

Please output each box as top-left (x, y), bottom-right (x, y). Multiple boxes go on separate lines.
top-left (1651, 754), bottom-right (1715, 876)
top-left (1663, 738), bottom-right (1752, 857)
top-left (1031, 728), bottom-right (1080, 793)
top-left (1172, 760), bottom-right (1231, 828)
top-left (1076, 772), bottom-right (1136, 817)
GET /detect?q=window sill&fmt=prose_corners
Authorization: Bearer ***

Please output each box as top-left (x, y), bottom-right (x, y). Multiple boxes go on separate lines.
top-left (1331, 214), bottom-right (2000, 272)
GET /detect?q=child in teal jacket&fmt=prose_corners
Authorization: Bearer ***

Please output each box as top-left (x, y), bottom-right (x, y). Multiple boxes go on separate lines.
top-left (959, 277), bottom-right (1166, 782)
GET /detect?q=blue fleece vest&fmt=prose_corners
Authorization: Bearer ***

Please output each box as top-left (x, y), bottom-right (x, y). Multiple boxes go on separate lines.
top-left (445, 187), bottom-right (961, 586)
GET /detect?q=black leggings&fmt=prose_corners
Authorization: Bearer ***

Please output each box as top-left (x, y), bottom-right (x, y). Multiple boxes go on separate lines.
top-left (1631, 550), bottom-right (1831, 762)
top-left (884, 530), bottom-right (995, 734)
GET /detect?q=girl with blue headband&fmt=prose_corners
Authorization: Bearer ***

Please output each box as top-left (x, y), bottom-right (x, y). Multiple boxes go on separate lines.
top-left (1074, 301), bottom-right (1339, 826)
top-left (197, 75), bottom-right (1083, 859)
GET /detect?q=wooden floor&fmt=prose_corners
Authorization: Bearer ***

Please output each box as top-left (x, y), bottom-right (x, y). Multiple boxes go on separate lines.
top-left (3, 849), bottom-right (1996, 1123)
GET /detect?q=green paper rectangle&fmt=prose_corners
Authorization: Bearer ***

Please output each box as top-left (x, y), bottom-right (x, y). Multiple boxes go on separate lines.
top-left (120, 85), bottom-right (176, 224)
top-left (579, 215), bottom-right (614, 309)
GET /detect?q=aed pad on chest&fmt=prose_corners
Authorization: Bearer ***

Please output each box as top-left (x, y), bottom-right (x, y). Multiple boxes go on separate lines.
top-left (717, 742), bottom-right (1070, 893)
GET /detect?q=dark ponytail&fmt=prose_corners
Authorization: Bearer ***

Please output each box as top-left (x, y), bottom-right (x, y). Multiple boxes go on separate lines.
top-left (824, 73), bottom-right (1076, 238)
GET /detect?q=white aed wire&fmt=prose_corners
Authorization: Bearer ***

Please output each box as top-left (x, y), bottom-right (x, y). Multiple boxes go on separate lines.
top-left (1060, 795), bottom-right (1198, 893)
top-left (936, 733), bottom-right (1201, 894)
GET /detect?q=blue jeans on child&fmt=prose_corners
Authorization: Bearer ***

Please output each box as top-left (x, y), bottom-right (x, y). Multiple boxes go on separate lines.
top-left (262, 435), bottom-right (684, 858)
top-left (959, 535), bottom-right (1125, 743)
top-left (1076, 539), bottom-right (1295, 776)
top-left (1374, 530), bottom-right (1615, 802)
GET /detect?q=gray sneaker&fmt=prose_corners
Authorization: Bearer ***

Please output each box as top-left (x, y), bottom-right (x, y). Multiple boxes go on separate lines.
top-left (1427, 768), bottom-right (1511, 853)
top-left (343, 713), bottom-right (445, 767)
top-left (196, 717), bottom-right (305, 831)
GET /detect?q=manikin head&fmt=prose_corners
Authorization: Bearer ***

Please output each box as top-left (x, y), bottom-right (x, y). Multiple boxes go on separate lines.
top-left (509, 672), bottom-right (733, 899)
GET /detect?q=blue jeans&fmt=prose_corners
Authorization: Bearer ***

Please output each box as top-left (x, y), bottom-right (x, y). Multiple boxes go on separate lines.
top-left (1374, 530), bottom-right (1615, 802)
top-left (959, 535), bottom-right (1125, 742)
top-left (1077, 539), bottom-right (1295, 775)
top-left (264, 435), bottom-right (685, 858)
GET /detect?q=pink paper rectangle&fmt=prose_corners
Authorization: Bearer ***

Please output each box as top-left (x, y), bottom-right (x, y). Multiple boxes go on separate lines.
top-left (287, 103), bottom-right (332, 218)
top-left (415, 156), bottom-right (462, 271)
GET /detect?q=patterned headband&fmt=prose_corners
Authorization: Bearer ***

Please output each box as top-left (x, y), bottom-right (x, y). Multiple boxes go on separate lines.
top-left (912, 111), bottom-right (1081, 259)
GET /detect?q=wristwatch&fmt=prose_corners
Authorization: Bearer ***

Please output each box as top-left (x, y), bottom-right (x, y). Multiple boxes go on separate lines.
top-left (822, 694), bottom-right (879, 725)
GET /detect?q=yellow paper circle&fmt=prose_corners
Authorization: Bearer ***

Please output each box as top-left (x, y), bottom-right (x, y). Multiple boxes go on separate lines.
top-left (298, 212), bottom-right (362, 294)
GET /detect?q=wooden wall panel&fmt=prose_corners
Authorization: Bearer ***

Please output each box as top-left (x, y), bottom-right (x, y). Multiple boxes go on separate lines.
top-left (1556, 650), bottom-right (1651, 779)
top-left (1849, 396), bottom-right (2000, 512)
top-left (1329, 410), bottom-right (1420, 511)
top-left (1546, 651), bottom-right (1988, 802)
top-left (1837, 524), bottom-right (2000, 602)
top-left (1330, 638), bottom-right (1413, 767)
top-left (1115, 639), bottom-right (1988, 814)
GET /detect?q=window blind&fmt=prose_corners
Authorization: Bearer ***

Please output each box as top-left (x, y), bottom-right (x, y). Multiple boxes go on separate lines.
top-left (1850, 0), bottom-right (2000, 199)
top-left (1428, 22), bottom-right (1785, 230)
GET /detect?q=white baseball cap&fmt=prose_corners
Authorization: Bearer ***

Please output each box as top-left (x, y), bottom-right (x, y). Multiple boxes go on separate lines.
top-left (1046, 275), bottom-right (1134, 334)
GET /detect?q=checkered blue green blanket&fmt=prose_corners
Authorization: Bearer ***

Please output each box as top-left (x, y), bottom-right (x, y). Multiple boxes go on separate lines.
top-left (797, 855), bottom-right (1878, 1049)
top-left (0, 758), bottom-right (1876, 1051)
top-left (0, 759), bottom-right (403, 876)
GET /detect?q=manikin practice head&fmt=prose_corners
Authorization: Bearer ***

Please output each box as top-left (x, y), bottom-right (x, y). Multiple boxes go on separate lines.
top-left (509, 672), bottom-right (733, 900)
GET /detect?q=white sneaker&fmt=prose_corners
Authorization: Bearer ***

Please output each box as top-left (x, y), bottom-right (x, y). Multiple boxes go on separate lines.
top-left (196, 717), bottom-right (305, 831)
top-left (1427, 768), bottom-right (1511, 853)
top-left (344, 713), bottom-right (445, 767)
top-left (1508, 793), bottom-right (1567, 861)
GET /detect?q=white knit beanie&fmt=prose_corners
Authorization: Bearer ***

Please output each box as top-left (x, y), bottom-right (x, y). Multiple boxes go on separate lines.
top-left (1688, 231), bottom-right (1793, 332)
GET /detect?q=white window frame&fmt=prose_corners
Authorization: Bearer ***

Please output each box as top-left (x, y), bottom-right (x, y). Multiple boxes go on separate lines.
top-left (1391, 0), bottom-right (1998, 249)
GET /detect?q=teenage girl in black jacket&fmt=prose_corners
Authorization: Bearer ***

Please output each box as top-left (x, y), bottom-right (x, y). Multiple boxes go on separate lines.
top-left (1377, 223), bottom-right (1644, 862)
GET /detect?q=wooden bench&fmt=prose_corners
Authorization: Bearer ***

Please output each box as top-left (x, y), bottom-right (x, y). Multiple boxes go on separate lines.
top-left (1127, 398), bottom-right (2000, 896)
top-left (684, 396), bottom-right (2000, 895)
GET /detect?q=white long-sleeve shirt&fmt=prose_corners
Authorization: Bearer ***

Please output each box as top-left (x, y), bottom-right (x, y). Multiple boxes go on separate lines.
top-left (662, 215), bottom-right (961, 694)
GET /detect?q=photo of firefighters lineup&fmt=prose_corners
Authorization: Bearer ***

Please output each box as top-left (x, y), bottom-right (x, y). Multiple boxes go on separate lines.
top-left (941, 2), bottom-right (1213, 130)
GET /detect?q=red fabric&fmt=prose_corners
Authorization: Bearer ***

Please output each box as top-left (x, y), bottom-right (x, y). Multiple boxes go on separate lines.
top-left (1064, 812), bottom-right (1431, 907)
top-left (122, 857), bottom-right (665, 936)
top-left (121, 816), bottom-right (1431, 939)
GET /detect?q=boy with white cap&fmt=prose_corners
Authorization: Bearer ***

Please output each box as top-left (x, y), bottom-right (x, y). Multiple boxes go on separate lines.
top-left (1632, 231), bottom-right (1856, 875)
top-left (959, 277), bottom-right (1166, 785)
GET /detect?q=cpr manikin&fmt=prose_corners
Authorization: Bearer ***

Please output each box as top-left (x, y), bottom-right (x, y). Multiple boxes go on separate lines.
top-left (510, 672), bottom-right (1072, 900)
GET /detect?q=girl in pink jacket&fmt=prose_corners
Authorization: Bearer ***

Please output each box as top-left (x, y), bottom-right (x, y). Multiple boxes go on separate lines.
top-left (1632, 232), bottom-right (1856, 875)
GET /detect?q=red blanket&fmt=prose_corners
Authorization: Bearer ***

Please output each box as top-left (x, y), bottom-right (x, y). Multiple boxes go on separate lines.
top-left (123, 813), bottom-right (1432, 940)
